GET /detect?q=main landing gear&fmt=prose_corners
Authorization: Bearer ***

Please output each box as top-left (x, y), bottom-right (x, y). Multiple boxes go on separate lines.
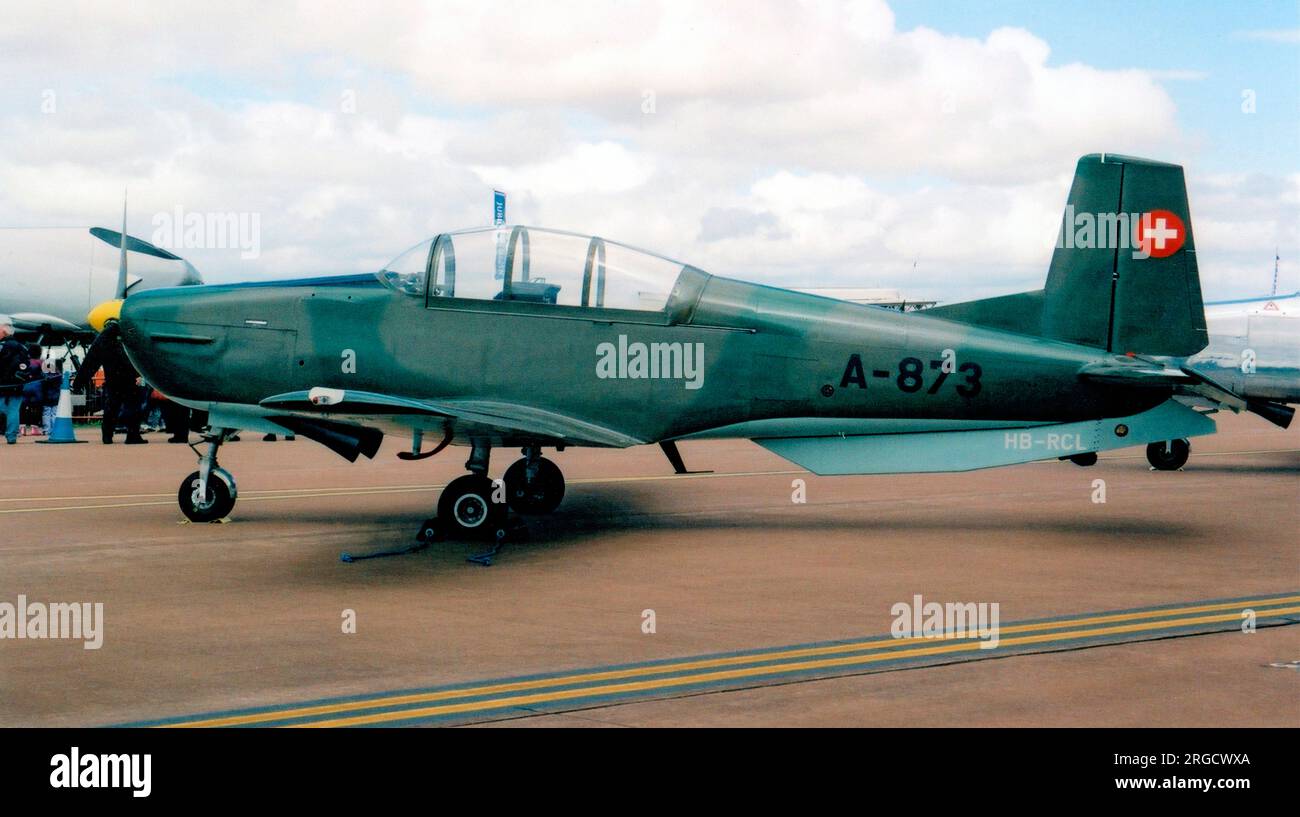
top-left (178, 430), bottom-right (238, 522)
top-left (1146, 438), bottom-right (1190, 471)
top-left (417, 442), bottom-right (566, 564)
top-left (502, 445), bottom-right (565, 514)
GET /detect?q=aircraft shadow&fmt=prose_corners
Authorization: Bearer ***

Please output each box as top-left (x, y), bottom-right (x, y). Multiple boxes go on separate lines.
top-left (1183, 462), bottom-right (1300, 475)
top-left (243, 483), bottom-right (1209, 580)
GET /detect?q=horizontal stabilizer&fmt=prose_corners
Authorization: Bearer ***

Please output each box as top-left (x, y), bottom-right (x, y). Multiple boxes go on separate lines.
top-left (1172, 365), bottom-right (1292, 426)
top-left (1078, 361), bottom-right (1291, 427)
top-left (754, 399), bottom-right (1215, 475)
top-left (1176, 365), bottom-right (1249, 413)
top-left (1077, 357), bottom-right (1195, 387)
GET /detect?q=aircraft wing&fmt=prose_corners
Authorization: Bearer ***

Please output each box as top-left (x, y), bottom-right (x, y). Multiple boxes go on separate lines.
top-left (755, 399), bottom-right (1216, 475)
top-left (9, 312), bottom-right (85, 334)
top-left (258, 388), bottom-right (646, 448)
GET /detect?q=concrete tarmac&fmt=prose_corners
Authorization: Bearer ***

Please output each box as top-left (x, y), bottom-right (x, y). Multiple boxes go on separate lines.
top-left (0, 413), bottom-right (1296, 727)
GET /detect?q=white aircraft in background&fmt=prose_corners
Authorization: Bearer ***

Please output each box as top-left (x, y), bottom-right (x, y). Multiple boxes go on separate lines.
top-left (0, 226), bottom-right (201, 339)
top-left (1185, 289), bottom-right (1300, 411)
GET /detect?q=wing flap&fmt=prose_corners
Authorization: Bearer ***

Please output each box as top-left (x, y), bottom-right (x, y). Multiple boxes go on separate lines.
top-left (259, 388), bottom-right (644, 448)
top-left (428, 398), bottom-right (645, 448)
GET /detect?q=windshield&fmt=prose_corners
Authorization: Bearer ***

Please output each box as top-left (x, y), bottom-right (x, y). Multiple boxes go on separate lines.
top-left (376, 225), bottom-right (690, 311)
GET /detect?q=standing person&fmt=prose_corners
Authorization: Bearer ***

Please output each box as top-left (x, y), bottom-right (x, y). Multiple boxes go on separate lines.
top-left (0, 315), bottom-right (34, 444)
top-left (158, 391), bottom-right (191, 443)
top-left (72, 304), bottom-right (148, 445)
top-left (21, 344), bottom-right (58, 435)
top-left (39, 355), bottom-right (61, 434)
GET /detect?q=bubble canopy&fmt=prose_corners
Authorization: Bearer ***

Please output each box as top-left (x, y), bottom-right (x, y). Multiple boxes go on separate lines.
top-left (376, 226), bottom-right (693, 312)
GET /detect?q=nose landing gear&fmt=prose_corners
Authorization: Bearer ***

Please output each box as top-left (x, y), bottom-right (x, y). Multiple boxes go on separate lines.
top-left (179, 430), bottom-right (238, 522)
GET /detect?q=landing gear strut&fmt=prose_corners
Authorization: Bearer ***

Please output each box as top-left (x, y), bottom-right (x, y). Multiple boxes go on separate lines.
top-left (1146, 438), bottom-right (1190, 471)
top-left (179, 430), bottom-right (238, 522)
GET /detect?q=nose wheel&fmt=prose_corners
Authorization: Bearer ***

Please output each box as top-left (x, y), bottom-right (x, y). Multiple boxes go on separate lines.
top-left (179, 430), bottom-right (238, 522)
top-left (179, 468), bottom-right (237, 522)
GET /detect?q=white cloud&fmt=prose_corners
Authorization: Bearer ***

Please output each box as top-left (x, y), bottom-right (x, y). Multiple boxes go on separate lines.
top-left (0, 0), bottom-right (1291, 302)
top-left (1234, 28), bottom-right (1300, 44)
top-left (472, 142), bottom-right (655, 197)
top-left (1191, 172), bottom-right (1300, 296)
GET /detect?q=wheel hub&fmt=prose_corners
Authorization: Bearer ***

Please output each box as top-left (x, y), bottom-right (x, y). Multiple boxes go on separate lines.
top-left (453, 493), bottom-right (488, 527)
top-left (190, 481), bottom-right (215, 511)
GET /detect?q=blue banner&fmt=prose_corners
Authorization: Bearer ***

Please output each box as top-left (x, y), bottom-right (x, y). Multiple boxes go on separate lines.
top-left (493, 190), bottom-right (507, 278)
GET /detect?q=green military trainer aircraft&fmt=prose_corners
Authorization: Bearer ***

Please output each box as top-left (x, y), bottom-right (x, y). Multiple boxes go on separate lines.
top-left (118, 154), bottom-right (1250, 538)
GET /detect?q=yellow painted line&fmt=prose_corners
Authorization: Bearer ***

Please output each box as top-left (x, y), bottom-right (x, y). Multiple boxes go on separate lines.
top-left (296, 605), bottom-right (1300, 728)
top-left (0, 469), bottom-right (805, 505)
top-left (5, 445), bottom-right (1298, 514)
top-left (0, 470), bottom-right (803, 516)
top-left (162, 595), bottom-right (1300, 728)
top-left (8, 444), bottom-right (1298, 512)
top-left (0, 488), bottom-right (434, 515)
top-left (8, 440), bottom-right (1300, 517)
top-left (569, 470), bottom-right (803, 484)
top-left (0, 485), bottom-right (449, 503)
top-left (1102, 447), bottom-right (1300, 460)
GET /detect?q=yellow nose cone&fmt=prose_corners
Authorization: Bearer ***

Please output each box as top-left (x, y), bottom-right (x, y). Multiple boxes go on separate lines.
top-left (87, 299), bottom-right (124, 332)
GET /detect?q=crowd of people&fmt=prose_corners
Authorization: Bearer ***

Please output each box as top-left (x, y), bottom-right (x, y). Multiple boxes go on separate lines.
top-left (0, 312), bottom-right (292, 445)
top-left (0, 316), bottom-right (55, 444)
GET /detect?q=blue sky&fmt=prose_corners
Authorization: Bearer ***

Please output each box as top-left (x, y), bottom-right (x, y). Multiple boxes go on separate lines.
top-left (894, 0), bottom-right (1299, 174)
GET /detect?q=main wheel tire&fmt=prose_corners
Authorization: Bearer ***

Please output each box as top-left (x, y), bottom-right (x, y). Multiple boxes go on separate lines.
top-left (503, 457), bottom-right (565, 514)
top-left (179, 469), bottom-right (237, 522)
top-left (437, 474), bottom-right (506, 534)
top-left (1068, 452), bottom-right (1098, 467)
top-left (1146, 439), bottom-right (1190, 471)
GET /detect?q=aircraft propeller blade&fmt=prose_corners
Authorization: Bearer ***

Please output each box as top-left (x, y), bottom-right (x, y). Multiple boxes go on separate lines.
top-left (115, 190), bottom-right (129, 299)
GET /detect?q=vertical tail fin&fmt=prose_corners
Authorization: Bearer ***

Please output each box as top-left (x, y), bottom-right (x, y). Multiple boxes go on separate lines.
top-left (1044, 153), bottom-right (1206, 355)
top-left (930, 154), bottom-right (1208, 357)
